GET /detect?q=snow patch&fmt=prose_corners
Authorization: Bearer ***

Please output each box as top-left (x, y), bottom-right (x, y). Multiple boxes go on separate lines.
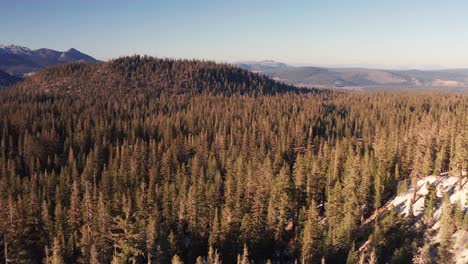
top-left (391, 175), bottom-right (467, 218)
top-left (390, 174), bottom-right (468, 262)
top-left (0, 44), bottom-right (32, 55)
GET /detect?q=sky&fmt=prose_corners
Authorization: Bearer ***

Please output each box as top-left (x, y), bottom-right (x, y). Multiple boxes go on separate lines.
top-left (2, 0), bottom-right (468, 69)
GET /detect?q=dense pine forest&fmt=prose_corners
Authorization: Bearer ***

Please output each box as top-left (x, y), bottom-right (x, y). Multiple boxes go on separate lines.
top-left (0, 56), bottom-right (467, 264)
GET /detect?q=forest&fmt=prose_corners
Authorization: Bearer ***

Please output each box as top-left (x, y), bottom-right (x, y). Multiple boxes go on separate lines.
top-left (0, 56), bottom-right (467, 264)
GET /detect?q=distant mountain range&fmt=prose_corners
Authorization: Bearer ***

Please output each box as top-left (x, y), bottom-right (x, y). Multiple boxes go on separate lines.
top-left (0, 45), bottom-right (98, 78)
top-left (237, 61), bottom-right (468, 92)
top-left (237, 60), bottom-right (291, 72)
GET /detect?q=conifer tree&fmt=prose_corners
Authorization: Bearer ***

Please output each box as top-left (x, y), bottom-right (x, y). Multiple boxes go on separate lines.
top-left (346, 242), bottom-right (358, 264)
top-left (171, 254), bottom-right (183, 264)
top-left (301, 201), bottom-right (321, 264)
top-left (51, 238), bottom-right (64, 264)
top-left (237, 244), bottom-right (250, 264)
top-left (412, 242), bottom-right (431, 264)
top-left (437, 193), bottom-right (454, 263)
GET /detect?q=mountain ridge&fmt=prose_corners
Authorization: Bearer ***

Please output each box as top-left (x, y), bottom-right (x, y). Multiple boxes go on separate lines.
top-left (237, 61), bottom-right (468, 92)
top-left (0, 44), bottom-right (98, 77)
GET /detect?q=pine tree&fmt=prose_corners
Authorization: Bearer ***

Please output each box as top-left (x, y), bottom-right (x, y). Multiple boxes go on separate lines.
top-left (453, 132), bottom-right (467, 190)
top-left (267, 164), bottom-right (295, 240)
top-left (423, 182), bottom-right (437, 225)
top-left (301, 201), bottom-right (320, 264)
top-left (437, 193), bottom-right (454, 263)
top-left (146, 215), bottom-right (159, 264)
top-left (412, 242), bottom-right (431, 264)
top-left (346, 242), bottom-right (358, 264)
top-left (171, 254), bottom-right (183, 264)
top-left (326, 180), bottom-right (343, 247)
top-left (90, 244), bottom-right (99, 264)
top-left (207, 246), bottom-right (222, 264)
top-left (51, 238), bottom-right (64, 264)
top-left (237, 244), bottom-right (250, 264)
top-left (439, 193), bottom-right (454, 245)
top-left (453, 201), bottom-right (464, 230)
top-left (110, 197), bottom-right (143, 262)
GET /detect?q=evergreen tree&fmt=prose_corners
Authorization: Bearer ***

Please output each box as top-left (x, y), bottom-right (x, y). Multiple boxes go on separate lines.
top-left (51, 238), bottom-right (64, 264)
top-left (437, 193), bottom-right (454, 263)
top-left (423, 182), bottom-right (437, 225)
top-left (301, 201), bottom-right (321, 264)
top-left (412, 242), bottom-right (431, 264)
top-left (346, 242), bottom-right (358, 264)
top-left (171, 254), bottom-right (183, 264)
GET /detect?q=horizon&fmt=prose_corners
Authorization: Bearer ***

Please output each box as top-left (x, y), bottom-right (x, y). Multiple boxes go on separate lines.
top-left (3, 0), bottom-right (468, 69)
top-left (2, 43), bottom-right (467, 71)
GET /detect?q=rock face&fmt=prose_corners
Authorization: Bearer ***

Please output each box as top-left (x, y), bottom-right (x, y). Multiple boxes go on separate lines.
top-left (0, 45), bottom-right (98, 76)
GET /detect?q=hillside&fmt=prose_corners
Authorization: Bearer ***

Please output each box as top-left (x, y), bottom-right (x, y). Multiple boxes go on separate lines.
top-left (0, 44), bottom-right (98, 76)
top-left (13, 55), bottom-right (308, 96)
top-left (392, 174), bottom-right (467, 264)
top-left (0, 56), bottom-right (466, 264)
top-left (0, 69), bottom-right (22, 87)
top-left (357, 173), bottom-right (468, 263)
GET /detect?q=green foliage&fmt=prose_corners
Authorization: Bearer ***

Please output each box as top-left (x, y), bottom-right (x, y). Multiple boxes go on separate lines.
top-left (423, 182), bottom-right (437, 225)
top-left (345, 242), bottom-right (358, 264)
top-left (439, 193), bottom-right (454, 246)
top-left (301, 201), bottom-right (321, 264)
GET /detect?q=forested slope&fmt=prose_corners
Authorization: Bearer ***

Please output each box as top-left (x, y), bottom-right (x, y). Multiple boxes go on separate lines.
top-left (0, 57), bottom-right (466, 264)
top-left (11, 55), bottom-right (305, 96)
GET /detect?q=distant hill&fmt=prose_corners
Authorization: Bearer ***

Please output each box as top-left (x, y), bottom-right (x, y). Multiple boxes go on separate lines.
top-left (236, 60), bottom-right (292, 72)
top-left (13, 55), bottom-right (310, 96)
top-left (238, 61), bottom-right (468, 92)
top-left (0, 69), bottom-right (22, 87)
top-left (0, 45), bottom-right (98, 76)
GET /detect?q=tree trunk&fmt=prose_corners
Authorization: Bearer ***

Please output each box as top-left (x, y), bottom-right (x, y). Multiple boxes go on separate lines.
top-left (459, 167), bottom-right (463, 191)
top-left (411, 177), bottom-right (418, 205)
top-left (4, 233), bottom-right (7, 264)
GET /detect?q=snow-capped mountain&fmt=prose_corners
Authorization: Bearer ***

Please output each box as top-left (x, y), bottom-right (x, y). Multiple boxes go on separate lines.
top-left (0, 45), bottom-right (98, 76)
top-left (0, 45), bottom-right (33, 55)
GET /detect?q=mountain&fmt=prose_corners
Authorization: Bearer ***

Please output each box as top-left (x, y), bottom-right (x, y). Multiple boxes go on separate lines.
top-left (0, 69), bottom-right (22, 87)
top-left (236, 60), bottom-right (292, 72)
top-left (14, 55), bottom-right (310, 96)
top-left (0, 45), bottom-right (98, 76)
top-left (238, 61), bottom-right (468, 92)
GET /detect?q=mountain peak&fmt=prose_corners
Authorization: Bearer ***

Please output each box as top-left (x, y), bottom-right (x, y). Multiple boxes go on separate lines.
top-left (65, 48), bottom-right (80, 53)
top-left (0, 44), bottom-right (98, 76)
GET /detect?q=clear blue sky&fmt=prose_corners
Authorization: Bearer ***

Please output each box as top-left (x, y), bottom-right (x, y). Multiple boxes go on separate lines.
top-left (2, 0), bottom-right (468, 68)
